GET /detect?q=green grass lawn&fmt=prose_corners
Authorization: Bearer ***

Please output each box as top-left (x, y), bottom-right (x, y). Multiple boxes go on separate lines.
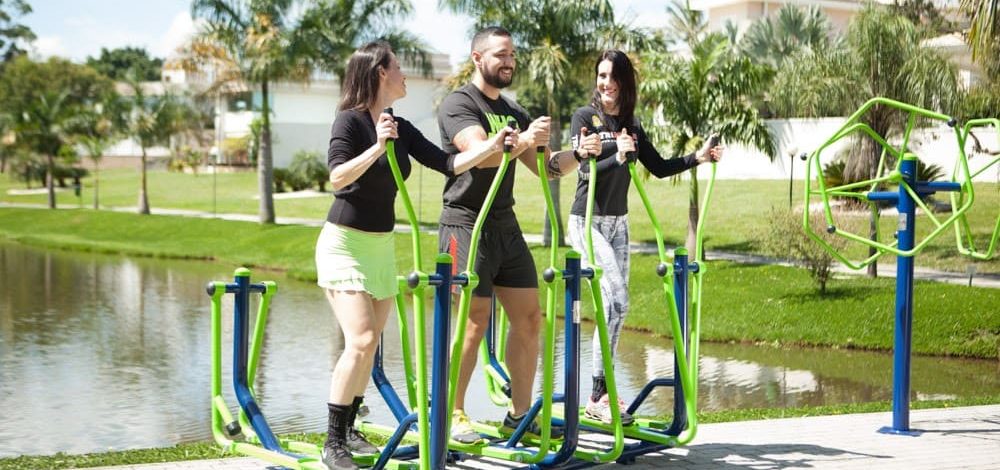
top-left (3, 167), bottom-right (997, 274)
top-left (1, 208), bottom-right (996, 359)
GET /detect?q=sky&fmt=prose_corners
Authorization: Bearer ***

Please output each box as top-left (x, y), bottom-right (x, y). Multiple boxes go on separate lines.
top-left (23, 0), bottom-right (670, 71)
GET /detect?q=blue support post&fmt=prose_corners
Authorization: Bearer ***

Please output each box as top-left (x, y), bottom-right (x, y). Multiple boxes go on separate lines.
top-left (372, 344), bottom-right (412, 423)
top-left (535, 253), bottom-right (583, 467)
top-left (230, 270), bottom-right (282, 451)
top-left (666, 250), bottom-right (690, 436)
top-left (431, 255), bottom-right (455, 470)
top-left (562, 253), bottom-right (582, 455)
top-left (869, 155), bottom-right (966, 436)
top-left (888, 157), bottom-right (917, 434)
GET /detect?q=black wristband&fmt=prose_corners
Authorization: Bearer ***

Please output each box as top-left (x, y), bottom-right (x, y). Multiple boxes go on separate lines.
top-left (573, 148), bottom-right (584, 162)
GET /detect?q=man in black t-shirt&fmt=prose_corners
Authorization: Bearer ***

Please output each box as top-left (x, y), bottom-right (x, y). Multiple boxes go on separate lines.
top-left (436, 26), bottom-right (600, 444)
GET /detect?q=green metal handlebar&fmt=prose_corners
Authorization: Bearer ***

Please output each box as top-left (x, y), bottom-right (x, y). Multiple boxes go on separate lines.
top-left (626, 141), bottom-right (720, 447)
top-left (952, 118), bottom-right (1000, 260)
top-left (382, 108), bottom-right (434, 470)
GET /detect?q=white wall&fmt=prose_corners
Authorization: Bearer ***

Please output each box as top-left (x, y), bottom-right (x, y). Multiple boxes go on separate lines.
top-left (267, 76), bottom-right (447, 168)
top-left (711, 117), bottom-right (999, 182)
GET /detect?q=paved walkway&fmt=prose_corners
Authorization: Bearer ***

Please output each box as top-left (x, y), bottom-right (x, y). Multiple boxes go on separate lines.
top-left (2, 202), bottom-right (998, 288)
top-left (86, 405), bottom-right (1000, 469)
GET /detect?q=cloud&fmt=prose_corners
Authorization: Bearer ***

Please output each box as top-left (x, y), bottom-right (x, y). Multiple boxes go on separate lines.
top-left (155, 11), bottom-right (197, 59)
top-left (31, 36), bottom-right (68, 59)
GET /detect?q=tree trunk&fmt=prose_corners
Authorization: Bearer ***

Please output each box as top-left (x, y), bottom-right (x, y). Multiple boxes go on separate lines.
top-left (138, 147), bottom-right (150, 215)
top-left (686, 166), bottom-right (700, 256)
top-left (867, 210), bottom-right (879, 277)
top-left (93, 164), bottom-right (100, 210)
top-left (46, 154), bottom-right (56, 209)
top-left (258, 80), bottom-right (276, 224)
top-left (542, 115), bottom-right (565, 247)
top-left (849, 130), bottom-right (885, 278)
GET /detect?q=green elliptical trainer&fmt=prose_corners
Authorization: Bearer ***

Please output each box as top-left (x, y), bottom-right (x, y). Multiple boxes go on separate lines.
top-left (207, 268), bottom-right (421, 470)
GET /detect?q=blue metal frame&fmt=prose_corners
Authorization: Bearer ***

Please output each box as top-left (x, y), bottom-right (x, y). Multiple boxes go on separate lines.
top-left (530, 254), bottom-right (584, 468)
top-left (370, 256), bottom-right (458, 469)
top-left (229, 271), bottom-right (283, 452)
top-left (543, 250), bottom-right (695, 469)
top-left (868, 157), bottom-right (961, 435)
top-left (431, 258), bottom-right (457, 469)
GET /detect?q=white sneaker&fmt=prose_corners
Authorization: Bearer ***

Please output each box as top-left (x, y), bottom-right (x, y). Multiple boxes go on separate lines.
top-left (585, 394), bottom-right (635, 425)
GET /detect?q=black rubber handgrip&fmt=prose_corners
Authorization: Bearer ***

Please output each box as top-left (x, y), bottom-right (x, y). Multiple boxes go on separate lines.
top-left (706, 134), bottom-right (721, 149)
top-left (504, 118), bottom-right (517, 153)
top-left (383, 107), bottom-right (395, 142)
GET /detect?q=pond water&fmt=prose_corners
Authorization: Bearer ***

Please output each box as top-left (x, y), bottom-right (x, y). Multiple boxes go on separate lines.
top-left (1, 242), bottom-right (996, 457)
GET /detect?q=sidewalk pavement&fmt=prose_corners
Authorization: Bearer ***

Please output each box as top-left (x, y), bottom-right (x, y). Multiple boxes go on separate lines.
top-left (2, 202), bottom-right (998, 289)
top-left (86, 404), bottom-right (1000, 470)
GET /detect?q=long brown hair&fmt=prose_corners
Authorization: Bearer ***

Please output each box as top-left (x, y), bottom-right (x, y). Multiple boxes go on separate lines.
top-left (590, 50), bottom-right (637, 129)
top-left (338, 41), bottom-right (393, 111)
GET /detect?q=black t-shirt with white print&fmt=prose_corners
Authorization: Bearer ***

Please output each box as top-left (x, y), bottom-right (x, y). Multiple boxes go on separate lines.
top-left (568, 105), bottom-right (697, 217)
top-left (437, 83), bottom-right (531, 229)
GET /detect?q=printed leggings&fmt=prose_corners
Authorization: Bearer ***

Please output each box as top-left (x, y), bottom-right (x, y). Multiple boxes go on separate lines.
top-left (567, 214), bottom-right (629, 378)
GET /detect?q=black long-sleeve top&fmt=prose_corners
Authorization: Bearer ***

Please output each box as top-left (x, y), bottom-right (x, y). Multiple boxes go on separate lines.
top-left (568, 105), bottom-right (697, 217)
top-left (326, 108), bottom-right (455, 232)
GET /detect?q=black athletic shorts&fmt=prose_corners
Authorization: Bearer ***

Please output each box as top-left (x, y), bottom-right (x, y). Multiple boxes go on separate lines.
top-left (438, 223), bottom-right (538, 297)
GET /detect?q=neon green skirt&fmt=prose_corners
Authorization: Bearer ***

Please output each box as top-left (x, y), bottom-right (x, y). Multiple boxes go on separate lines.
top-left (315, 222), bottom-right (398, 300)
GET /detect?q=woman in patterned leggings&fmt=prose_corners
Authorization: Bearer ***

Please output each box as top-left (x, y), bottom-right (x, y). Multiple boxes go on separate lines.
top-left (567, 49), bottom-right (723, 424)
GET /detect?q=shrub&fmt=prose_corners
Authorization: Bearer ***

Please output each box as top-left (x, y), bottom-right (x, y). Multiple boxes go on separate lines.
top-left (754, 207), bottom-right (848, 294)
top-left (273, 167), bottom-right (308, 193)
top-left (289, 150), bottom-right (328, 192)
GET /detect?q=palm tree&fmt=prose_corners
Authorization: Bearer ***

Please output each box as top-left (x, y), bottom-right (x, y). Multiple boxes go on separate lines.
top-left (441, 0), bottom-right (652, 246)
top-left (641, 32), bottom-right (776, 254)
top-left (0, 0), bottom-right (35, 63)
top-left (17, 90), bottom-right (73, 209)
top-left (960, 0), bottom-right (999, 76)
top-left (124, 80), bottom-right (183, 215)
top-left (664, 0), bottom-right (708, 48)
top-left (298, 0), bottom-right (432, 84)
top-left (190, 0), bottom-right (316, 224)
top-left (72, 94), bottom-right (123, 209)
top-left (0, 112), bottom-right (13, 173)
top-left (778, 5), bottom-right (959, 276)
top-left (0, 57), bottom-right (111, 207)
top-left (740, 4), bottom-right (832, 70)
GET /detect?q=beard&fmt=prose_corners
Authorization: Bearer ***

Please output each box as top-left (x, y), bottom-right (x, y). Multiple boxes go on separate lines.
top-left (482, 65), bottom-right (514, 89)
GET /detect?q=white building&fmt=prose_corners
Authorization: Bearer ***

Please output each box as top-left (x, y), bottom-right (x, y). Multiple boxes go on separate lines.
top-left (190, 53), bottom-right (453, 169)
top-left (689, 0), bottom-right (892, 35)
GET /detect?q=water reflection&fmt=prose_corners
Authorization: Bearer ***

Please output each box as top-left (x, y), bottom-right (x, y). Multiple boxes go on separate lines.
top-left (0, 242), bottom-right (996, 457)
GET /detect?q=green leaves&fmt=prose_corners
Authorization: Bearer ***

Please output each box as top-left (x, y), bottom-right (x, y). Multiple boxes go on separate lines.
top-left (640, 32), bottom-right (776, 161)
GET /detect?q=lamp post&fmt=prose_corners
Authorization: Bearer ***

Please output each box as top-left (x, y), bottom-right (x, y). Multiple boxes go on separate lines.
top-left (787, 147), bottom-right (798, 210)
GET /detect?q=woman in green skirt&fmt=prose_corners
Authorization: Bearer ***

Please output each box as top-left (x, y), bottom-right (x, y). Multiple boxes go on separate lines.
top-left (316, 41), bottom-right (517, 470)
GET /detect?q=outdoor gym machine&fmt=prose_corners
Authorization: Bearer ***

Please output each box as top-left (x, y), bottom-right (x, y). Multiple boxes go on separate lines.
top-left (803, 97), bottom-right (998, 434)
top-left (363, 115), bottom-right (564, 468)
top-left (556, 134), bottom-right (718, 466)
top-left (207, 267), bottom-right (421, 469)
top-left (204, 107), bottom-right (472, 470)
top-left (477, 130), bottom-right (720, 467)
top-left (439, 125), bottom-right (564, 465)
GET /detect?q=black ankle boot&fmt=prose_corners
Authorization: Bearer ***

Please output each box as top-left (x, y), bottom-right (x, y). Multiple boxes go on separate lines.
top-left (346, 396), bottom-right (378, 454)
top-left (322, 403), bottom-right (359, 470)
top-left (591, 376), bottom-right (608, 403)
